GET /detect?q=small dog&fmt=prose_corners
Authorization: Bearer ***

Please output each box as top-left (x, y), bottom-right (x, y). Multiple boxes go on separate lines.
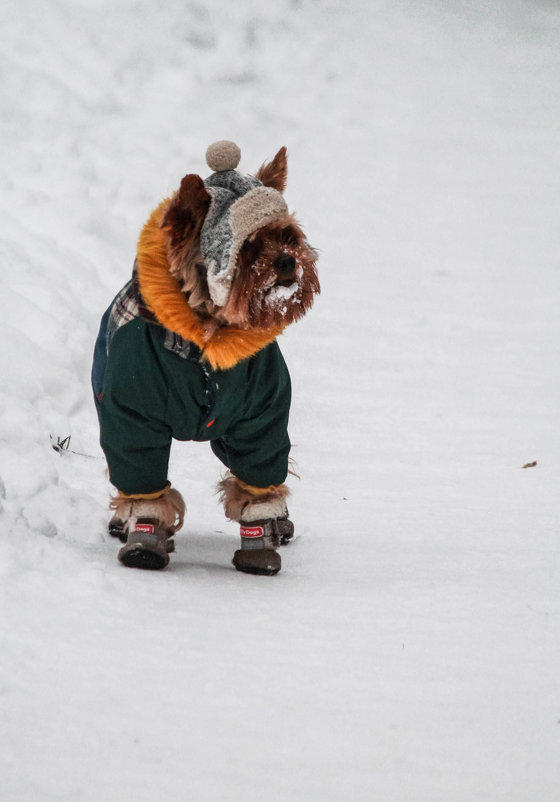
top-left (92, 141), bottom-right (319, 575)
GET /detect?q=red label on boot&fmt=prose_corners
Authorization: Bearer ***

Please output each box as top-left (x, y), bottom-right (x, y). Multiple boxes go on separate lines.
top-left (240, 525), bottom-right (264, 539)
top-left (135, 523), bottom-right (155, 534)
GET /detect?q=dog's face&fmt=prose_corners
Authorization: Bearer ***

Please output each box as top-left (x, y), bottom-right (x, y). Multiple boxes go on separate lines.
top-left (160, 147), bottom-right (319, 332)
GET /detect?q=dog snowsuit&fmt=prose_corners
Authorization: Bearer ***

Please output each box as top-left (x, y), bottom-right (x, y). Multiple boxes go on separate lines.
top-left (92, 141), bottom-right (318, 575)
top-left (92, 204), bottom-right (292, 497)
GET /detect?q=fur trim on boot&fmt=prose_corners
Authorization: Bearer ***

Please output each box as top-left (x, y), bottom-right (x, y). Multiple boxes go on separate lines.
top-left (217, 473), bottom-right (288, 522)
top-left (109, 487), bottom-right (185, 532)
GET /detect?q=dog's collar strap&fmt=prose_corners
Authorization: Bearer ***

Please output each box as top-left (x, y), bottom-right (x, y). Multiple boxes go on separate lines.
top-left (135, 201), bottom-right (285, 371)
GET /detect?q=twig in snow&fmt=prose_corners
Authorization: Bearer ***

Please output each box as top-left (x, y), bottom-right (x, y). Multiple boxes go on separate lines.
top-left (50, 434), bottom-right (103, 460)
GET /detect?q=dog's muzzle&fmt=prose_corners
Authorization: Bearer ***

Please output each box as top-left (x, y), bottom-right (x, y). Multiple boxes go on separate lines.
top-left (274, 253), bottom-right (296, 285)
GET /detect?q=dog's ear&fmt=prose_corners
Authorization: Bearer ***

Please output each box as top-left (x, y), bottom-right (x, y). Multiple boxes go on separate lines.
top-left (160, 174), bottom-right (211, 248)
top-left (255, 147), bottom-right (288, 193)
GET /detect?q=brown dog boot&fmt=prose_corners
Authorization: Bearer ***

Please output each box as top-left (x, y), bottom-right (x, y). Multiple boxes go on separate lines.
top-left (107, 513), bottom-right (177, 554)
top-left (218, 474), bottom-right (293, 576)
top-left (118, 518), bottom-right (174, 570)
top-left (108, 513), bottom-right (126, 542)
top-left (233, 518), bottom-right (288, 576)
top-left (109, 488), bottom-right (185, 571)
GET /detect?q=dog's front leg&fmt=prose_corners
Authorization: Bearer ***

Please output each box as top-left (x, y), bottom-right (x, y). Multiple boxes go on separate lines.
top-left (97, 326), bottom-right (185, 570)
top-left (218, 474), bottom-right (293, 576)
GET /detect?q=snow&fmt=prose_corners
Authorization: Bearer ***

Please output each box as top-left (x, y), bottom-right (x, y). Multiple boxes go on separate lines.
top-left (2, 0), bottom-right (560, 799)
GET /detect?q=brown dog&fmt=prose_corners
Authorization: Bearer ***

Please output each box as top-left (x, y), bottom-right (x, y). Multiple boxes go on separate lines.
top-left (93, 141), bottom-right (319, 575)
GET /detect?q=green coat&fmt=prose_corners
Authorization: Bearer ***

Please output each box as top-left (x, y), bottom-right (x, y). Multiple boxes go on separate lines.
top-left (93, 296), bottom-right (291, 495)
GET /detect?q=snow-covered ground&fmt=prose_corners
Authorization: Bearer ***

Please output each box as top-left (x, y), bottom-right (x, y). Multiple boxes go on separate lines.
top-left (2, 1), bottom-right (560, 799)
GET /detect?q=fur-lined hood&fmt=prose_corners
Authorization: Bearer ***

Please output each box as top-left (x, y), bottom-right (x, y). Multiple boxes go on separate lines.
top-left (135, 200), bottom-right (287, 371)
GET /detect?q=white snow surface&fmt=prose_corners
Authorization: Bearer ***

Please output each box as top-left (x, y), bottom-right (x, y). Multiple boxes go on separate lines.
top-left (2, 1), bottom-right (560, 799)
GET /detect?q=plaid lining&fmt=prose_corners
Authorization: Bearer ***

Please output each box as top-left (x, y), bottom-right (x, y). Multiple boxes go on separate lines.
top-left (105, 261), bottom-right (157, 353)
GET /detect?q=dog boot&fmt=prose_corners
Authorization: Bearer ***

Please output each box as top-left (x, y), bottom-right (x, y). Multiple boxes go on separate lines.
top-left (108, 512), bottom-right (176, 553)
top-left (108, 513), bottom-right (126, 543)
top-left (232, 518), bottom-right (285, 576)
top-left (276, 516), bottom-right (295, 545)
top-left (110, 488), bottom-right (185, 571)
top-left (118, 519), bottom-right (169, 570)
top-left (218, 473), bottom-right (293, 575)
top-left (118, 517), bottom-right (175, 570)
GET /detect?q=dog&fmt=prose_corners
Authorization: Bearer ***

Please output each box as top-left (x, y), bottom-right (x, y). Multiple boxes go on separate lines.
top-left (92, 141), bottom-right (319, 575)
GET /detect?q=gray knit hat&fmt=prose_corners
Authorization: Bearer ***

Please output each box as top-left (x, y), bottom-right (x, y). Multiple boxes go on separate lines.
top-left (200, 141), bottom-right (289, 306)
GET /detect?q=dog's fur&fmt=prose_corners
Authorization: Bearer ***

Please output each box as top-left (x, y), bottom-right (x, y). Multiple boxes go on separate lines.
top-left (159, 147), bottom-right (320, 340)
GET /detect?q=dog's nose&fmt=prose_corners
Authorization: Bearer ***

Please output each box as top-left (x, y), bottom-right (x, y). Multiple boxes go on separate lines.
top-left (274, 253), bottom-right (296, 281)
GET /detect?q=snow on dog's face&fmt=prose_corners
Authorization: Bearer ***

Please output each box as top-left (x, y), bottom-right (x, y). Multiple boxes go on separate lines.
top-left (219, 216), bottom-right (319, 330)
top-left (160, 147), bottom-right (320, 333)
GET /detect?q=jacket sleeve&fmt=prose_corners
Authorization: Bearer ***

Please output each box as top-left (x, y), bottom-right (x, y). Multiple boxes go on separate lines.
top-left (211, 342), bottom-right (292, 488)
top-left (98, 319), bottom-right (172, 495)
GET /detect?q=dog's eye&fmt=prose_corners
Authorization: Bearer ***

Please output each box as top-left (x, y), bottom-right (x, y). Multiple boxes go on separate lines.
top-left (241, 240), bottom-right (260, 261)
top-left (280, 226), bottom-right (300, 247)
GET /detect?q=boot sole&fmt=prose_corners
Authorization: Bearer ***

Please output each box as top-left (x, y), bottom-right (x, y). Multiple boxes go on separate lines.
top-left (232, 549), bottom-right (281, 576)
top-left (234, 563), bottom-right (280, 576)
top-left (118, 545), bottom-right (169, 571)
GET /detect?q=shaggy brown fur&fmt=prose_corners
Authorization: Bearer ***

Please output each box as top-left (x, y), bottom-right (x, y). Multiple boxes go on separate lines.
top-left (218, 474), bottom-right (289, 523)
top-left (159, 147), bottom-right (319, 335)
top-left (110, 488), bottom-right (186, 533)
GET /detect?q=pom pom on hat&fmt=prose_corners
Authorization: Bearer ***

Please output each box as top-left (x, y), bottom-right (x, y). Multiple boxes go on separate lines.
top-left (206, 141), bottom-right (241, 172)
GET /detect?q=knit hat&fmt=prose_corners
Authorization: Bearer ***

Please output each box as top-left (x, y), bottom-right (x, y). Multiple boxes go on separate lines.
top-left (200, 141), bottom-right (289, 306)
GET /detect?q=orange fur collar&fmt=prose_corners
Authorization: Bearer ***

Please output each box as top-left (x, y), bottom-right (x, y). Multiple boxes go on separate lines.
top-left (136, 200), bottom-right (285, 370)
